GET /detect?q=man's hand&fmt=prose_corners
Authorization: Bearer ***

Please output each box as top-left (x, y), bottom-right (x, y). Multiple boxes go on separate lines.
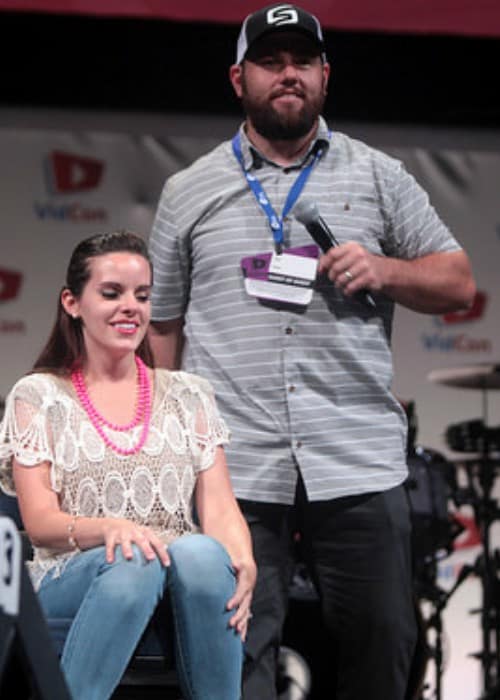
top-left (318, 241), bottom-right (384, 297)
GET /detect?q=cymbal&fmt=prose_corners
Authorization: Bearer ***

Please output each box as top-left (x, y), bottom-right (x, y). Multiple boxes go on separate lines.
top-left (428, 364), bottom-right (500, 390)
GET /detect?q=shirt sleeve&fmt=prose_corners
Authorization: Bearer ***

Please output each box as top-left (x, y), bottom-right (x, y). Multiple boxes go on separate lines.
top-left (149, 178), bottom-right (192, 322)
top-left (185, 374), bottom-right (230, 473)
top-left (383, 160), bottom-right (462, 260)
top-left (0, 375), bottom-right (56, 496)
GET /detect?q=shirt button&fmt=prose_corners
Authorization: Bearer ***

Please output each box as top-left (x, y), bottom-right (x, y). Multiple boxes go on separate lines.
top-left (296, 440), bottom-right (303, 448)
top-left (289, 385), bottom-right (296, 392)
top-left (285, 327), bottom-right (293, 335)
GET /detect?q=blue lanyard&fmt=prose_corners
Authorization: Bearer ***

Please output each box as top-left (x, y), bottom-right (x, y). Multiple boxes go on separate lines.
top-left (232, 132), bottom-right (327, 253)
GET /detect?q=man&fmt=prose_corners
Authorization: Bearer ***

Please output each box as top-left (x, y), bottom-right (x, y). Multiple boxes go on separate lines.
top-left (148, 4), bottom-right (476, 699)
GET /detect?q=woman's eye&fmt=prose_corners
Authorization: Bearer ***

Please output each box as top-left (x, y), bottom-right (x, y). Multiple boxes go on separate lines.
top-left (101, 289), bottom-right (118, 299)
top-left (137, 294), bottom-right (150, 303)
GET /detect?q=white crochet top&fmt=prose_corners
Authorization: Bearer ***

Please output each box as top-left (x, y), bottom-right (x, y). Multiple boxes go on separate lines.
top-left (0, 369), bottom-right (229, 590)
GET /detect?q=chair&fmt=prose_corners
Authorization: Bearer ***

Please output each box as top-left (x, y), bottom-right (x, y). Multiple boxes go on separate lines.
top-left (46, 599), bottom-right (180, 695)
top-left (0, 492), bottom-right (181, 698)
top-left (0, 516), bottom-right (71, 700)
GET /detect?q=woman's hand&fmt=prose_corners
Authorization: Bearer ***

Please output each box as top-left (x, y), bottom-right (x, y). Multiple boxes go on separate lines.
top-left (102, 518), bottom-right (170, 567)
top-left (195, 447), bottom-right (258, 641)
top-left (226, 558), bottom-right (257, 641)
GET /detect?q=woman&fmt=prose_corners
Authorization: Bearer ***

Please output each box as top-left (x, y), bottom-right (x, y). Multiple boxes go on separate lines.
top-left (0, 231), bottom-right (256, 700)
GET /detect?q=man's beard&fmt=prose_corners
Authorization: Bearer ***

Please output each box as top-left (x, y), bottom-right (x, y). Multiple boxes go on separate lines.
top-left (241, 81), bottom-right (325, 141)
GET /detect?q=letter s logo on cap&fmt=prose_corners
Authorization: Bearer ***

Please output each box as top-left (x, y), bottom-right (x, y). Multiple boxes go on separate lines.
top-left (267, 5), bottom-right (299, 26)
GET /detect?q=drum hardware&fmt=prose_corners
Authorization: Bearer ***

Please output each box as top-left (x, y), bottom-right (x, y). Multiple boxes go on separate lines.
top-left (427, 364), bottom-right (500, 391)
top-left (429, 363), bottom-right (500, 699)
top-left (403, 440), bottom-right (465, 700)
top-left (406, 446), bottom-right (460, 572)
top-left (446, 419), bottom-right (500, 454)
top-left (444, 450), bottom-right (500, 698)
top-left (420, 561), bottom-right (477, 700)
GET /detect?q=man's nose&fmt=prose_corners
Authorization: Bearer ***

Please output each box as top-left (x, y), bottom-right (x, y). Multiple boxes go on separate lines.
top-left (282, 63), bottom-right (298, 83)
top-left (280, 61), bottom-right (299, 81)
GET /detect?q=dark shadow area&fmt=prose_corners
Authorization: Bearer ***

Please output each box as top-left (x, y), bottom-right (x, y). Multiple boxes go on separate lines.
top-left (0, 11), bottom-right (500, 126)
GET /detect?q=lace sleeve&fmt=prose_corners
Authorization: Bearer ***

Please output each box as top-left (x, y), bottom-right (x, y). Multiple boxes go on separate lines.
top-left (0, 374), bottom-right (56, 495)
top-left (186, 375), bottom-right (230, 473)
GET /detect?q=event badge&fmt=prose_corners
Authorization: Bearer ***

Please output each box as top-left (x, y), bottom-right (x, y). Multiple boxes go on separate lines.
top-left (241, 244), bottom-right (319, 305)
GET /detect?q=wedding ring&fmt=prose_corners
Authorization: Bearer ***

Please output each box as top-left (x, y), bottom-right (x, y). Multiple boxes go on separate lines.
top-left (344, 270), bottom-right (353, 281)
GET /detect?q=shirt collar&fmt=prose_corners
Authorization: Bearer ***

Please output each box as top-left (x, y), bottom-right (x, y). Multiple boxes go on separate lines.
top-left (237, 116), bottom-right (331, 171)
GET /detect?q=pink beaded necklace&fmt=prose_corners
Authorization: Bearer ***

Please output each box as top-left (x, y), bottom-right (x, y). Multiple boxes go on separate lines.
top-left (71, 355), bottom-right (151, 456)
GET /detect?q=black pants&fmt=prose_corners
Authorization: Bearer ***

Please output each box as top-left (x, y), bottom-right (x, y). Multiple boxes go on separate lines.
top-left (240, 479), bottom-right (417, 700)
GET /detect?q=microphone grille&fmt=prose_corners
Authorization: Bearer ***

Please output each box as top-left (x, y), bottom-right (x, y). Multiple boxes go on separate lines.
top-left (294, 199), bottom-right (319, 225)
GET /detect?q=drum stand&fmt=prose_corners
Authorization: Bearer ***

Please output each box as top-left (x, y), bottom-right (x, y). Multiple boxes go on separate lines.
top-left (446, 413), bottom-right (500, 696)
top-left (403, 411), bottom-right (467, 700)
top-left (428, 363), bottom-right (500, 699)
top-left (445, 422), bottom-right (500, 695)
top-left (411, 448), bottom-right (500, 700)
top-left (412, 521), bottom-right (471, 700)
top-left (460, 446), bottom-right (500, 699)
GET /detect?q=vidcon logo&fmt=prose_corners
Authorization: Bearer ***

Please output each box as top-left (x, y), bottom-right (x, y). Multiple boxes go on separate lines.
top-left (34, 151), bottom-right (108, 222)
top-left (0, 269), bottom-right (25, 334)
top-left (441, 291), bottom-right (487, 325)
top-left (421, 291), bottom-right (492, 353)
top-left (46, 151), bottom-right (104, 194)
top-left (0, 268), bottom-right (22, 303)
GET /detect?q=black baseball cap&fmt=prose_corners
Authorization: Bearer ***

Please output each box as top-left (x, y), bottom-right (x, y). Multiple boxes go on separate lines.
top-left (236, 4), bottom-right (326, 64)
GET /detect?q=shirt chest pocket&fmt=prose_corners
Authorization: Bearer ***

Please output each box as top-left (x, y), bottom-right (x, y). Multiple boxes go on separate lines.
top-left (324, 214), bottom-right (384, 256)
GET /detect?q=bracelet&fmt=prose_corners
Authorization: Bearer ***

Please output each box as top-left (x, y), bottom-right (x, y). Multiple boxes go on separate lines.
top-left (67, 516), bottom-right (80, 551)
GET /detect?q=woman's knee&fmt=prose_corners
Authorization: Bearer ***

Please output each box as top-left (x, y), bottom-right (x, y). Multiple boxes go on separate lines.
top-left (100, 546), bottom-right (166, 608)
top-left (169, 533), bottom-right (229, 564)
top-left (168, 534), bottom-right (235, 597)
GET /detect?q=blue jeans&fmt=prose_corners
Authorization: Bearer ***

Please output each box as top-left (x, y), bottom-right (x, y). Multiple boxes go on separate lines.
top-left (38, 534), bottom-right (243, 700)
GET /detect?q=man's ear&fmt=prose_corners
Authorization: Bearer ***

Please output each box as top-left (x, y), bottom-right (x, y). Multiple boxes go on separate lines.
top-left (322, 61), bottom-right (331, 96)
top-left (61, 288), bottom-right (80, 320)
top-left (229, 63), bottom-right (243, 99)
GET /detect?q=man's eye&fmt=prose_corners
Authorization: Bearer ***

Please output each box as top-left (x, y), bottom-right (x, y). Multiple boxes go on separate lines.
top-left (259, 57), bottom-right (278, 67)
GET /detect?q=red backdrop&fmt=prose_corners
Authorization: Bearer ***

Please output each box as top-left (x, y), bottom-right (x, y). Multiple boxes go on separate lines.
top-left (2, 0), bottom-right (500, 37)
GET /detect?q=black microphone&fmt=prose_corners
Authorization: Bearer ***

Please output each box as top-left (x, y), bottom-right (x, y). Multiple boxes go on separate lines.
top-left (294, 199), bottom-right (376, 309)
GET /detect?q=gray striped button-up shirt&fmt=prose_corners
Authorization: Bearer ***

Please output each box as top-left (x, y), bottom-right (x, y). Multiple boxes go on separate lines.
top-left (149, 118), bottom-right (461, 504)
